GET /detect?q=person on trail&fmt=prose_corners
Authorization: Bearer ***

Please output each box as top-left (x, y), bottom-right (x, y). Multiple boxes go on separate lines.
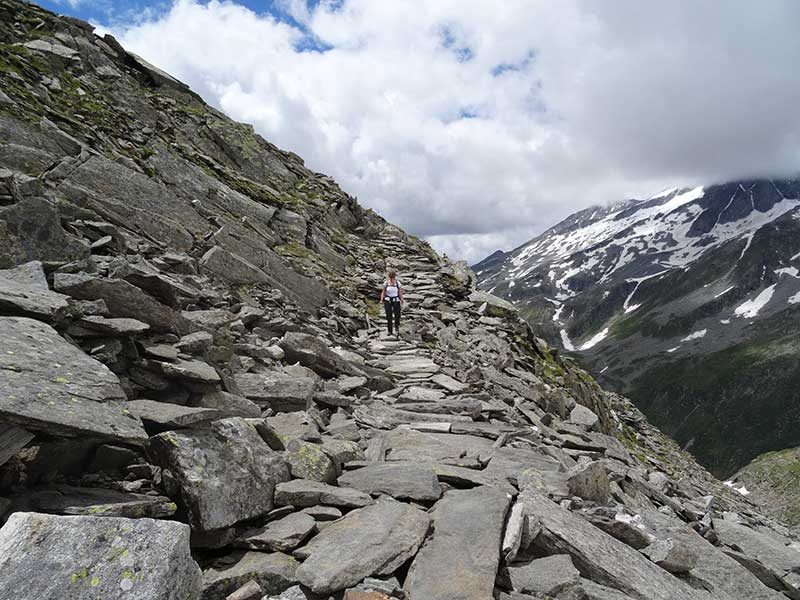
top-left (380, 270), bottom-right (403, 337)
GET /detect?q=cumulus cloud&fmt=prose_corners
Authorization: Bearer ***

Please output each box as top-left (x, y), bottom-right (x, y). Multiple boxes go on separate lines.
top-left (107, 0), bottom-right (800, 263)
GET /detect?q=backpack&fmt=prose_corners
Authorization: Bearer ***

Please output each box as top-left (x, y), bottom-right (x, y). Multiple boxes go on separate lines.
top-left (384, 279), bottom-right (401, 299)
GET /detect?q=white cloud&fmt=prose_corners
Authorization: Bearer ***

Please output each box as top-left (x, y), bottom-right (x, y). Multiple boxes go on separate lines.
top-left (109, 0), bottom-right (800, 263)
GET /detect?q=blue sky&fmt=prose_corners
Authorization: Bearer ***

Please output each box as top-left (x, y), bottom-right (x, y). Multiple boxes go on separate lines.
top-left (35, 0), bottom-right (800, 263)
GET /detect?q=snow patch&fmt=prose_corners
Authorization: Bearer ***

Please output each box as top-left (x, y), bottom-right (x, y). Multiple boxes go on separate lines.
top-left (724, 480), bottom-right (751, 496)
top-left (776, 266), bottom-right (799, 278)
top-left (681, 329), bottom-right (707, 342)
top-left (720, 319), bottom-right (731, 324)
top-left (560, 329), bottom-right (575, 351)
top-left (666, 346), bottom-right (680, 353)
top-left (579, 327), bottom-right (610, 351)
top-left (789, 292), bottom-right (800, 305)
top-left (714, 286), bottom-right (735, 299)
top-left (734, 284), bottom-right (776, 318)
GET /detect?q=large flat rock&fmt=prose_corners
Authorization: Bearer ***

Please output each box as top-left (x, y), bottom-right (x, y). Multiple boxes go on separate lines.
top-left (295, 498), bottom-right (430, 594)
top-left (0, 512), bottom-right (201, 599)
top-left (0, 317), bottom-right (147, 444)
top-left (523, 490), bottom-right (708, 600)
top-left (150, 417), bottom-right (290, 531)
top-left (274, 479), bottom-right (374, 509)
top-left (0, 261), bottom-right (69, 321)
top-left (54, 273), bottom-right (192, 333)
top-left (338, 462), bottom-right (441, 502)
top-left (404, 486), bottom-right (510, 600)
top-left (235, 372), bottom-right (318, 412)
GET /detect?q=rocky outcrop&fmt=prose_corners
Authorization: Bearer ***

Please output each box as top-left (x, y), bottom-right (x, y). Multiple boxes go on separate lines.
top-left (0, 2), bottom-right (797, 599)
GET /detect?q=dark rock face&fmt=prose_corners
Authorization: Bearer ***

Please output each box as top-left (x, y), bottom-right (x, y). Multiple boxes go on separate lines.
top-left (0, 3), bottom-right (796, 599)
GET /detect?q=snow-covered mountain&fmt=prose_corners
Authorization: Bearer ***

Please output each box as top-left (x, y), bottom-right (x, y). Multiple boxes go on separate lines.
top-left (475, 178), bottom-right (800, 476)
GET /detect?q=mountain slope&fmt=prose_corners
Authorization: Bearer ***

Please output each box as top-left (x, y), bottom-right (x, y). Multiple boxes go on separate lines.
top-left (476, 180), bottom-right (800, 476)
top-left (1, 2), bottom-right (800, 598)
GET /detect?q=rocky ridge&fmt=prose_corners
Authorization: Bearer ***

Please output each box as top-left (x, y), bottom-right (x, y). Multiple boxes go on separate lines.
top-left (1, 1), bottom-right (800, 599)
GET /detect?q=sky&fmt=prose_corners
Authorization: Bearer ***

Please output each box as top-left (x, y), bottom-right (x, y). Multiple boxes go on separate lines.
top-left (41, 0), bottom-right (800, 263)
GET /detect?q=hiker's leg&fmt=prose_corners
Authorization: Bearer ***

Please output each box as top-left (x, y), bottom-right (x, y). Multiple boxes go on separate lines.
top-left (394, 302), bottom-right (401, 331)
top-left (384, 301), bottom-right (393, 334)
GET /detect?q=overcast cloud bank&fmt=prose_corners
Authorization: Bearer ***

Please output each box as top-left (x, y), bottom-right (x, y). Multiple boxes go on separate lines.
top-left (106, 0), bottom-right (800, 262)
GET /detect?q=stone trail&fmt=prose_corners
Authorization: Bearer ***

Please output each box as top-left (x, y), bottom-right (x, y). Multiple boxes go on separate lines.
top-left (0, 3), bottom-right (797, 599)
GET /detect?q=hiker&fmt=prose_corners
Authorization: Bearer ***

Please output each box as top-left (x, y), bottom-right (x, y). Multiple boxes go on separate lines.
top-left (380, 270), bottom-right (403, 337)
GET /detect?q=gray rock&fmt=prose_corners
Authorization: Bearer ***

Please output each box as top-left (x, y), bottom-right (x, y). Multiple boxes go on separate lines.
top-left (285, 439), bottom-right (337, 483)
top-left (318, 437), bottom-right (365, 473)
top-left (557, 579), bottom-right (638, 600)
top-left (394, 397), bottom-right (482, 419)
top-left (194, 391), bottom-right (261, 418)
top-left (279, 332), bottom-right (360, 379)
top-left (570, 404), bottom-right (600, 431)
top-left (54, 273), bottom-right (192, 333)
top-left (234, 512), bottom-right (316, 552)
top-left (0, 261), bottom-right (69, 320)
top-left (502, 501), bottom-right (527, 563)
top-left (275, 480), bottom-right (373, 509)
top-left (0, 317), bottom-right (147, 444)
top-left (202, 551), bottom-right (299, 600)
top-left (176, 330), bottom-right (214, 354)
top-left (126, 399), bottom-right (220, 430)
top-left (150, 418), bottom-right (290, 531)
top-left (141, 357), bottom-right (221, 384)
top-left (295, 498), bottom-right (430, 594)
top-left (300, 505), bottom-right (342, 521)
top-left (201, 245), bottom-right (270, 285)
top-left (0, 512), bottom-right (201, 599)
top-left (641, 539), bottom-right (697, 574)
top-left (236, 372), bottom-right (318, 412)
top-left (405, 486), bottom-right (510, 600)
top-left (72, 315), bottom-right (151, 336)
top-left (503, 554), bottom-right (580, 596)
top-left (523, 490), bottom-right (707, 600)
top-left (11, 484), bottom-right (176, 519)
top-left (338, 462), bottom-right (441, 502)
top-left (0, 197), bottom-right (89, 269)
top-left (468, 290), bottom-right (517, 317)
top-left (567, 461), bottom-right (611, 504)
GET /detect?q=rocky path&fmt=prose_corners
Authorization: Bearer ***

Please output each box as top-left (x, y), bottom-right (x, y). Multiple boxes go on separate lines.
top-left (0, 2), bottom-right (799, 598)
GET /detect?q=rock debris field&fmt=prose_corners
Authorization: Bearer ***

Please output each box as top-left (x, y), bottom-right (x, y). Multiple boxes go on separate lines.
top-left (1, 1), bottom-right (800, 599)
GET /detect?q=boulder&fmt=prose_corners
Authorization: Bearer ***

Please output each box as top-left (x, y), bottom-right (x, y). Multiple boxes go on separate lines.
top-left (404, 486), bottom-right (510, 600)
top-left (641, 539), bottom-right (697, 574)
top-left (295, 498), bottom-right (431, 594)
top-left (279, 332), bottom-right (360, 379)
top-left (274, 479), bottom-right (373, 509)
top-left (567, 461), bottom-right (611, 504)
top-left (126, 399), bottom-right (220, 431)
top-left (523, 490), bottom-right (707, 600)
top-left (234, 512), bottom-right (316, 552)
top-left (0, 261), bottom-right (69, 320)
top-left (193, 391), bottom-right (261, 418)
top-left (285, 439), bottom-right (337, 483)
top-left (202, 551), bottom-right (299, 600)
top-left (54, 273), bottom-right (192, 333)
top-left (0, 512), bottom-right (201, 599)
top-left (502, 554), bottom-right (580, 596)
top-left (338, 462), bottom-right (441, 502)
top-left (236, 372), bottom-right (318, 412)
top-left (11, 484), bottom-right (176, 519)
top-left (0, 317), bottom-right (147, 444)
top-left (0, 197), bottom-right (89, 269)
top-left (150, 418), bottom-right (290, 531)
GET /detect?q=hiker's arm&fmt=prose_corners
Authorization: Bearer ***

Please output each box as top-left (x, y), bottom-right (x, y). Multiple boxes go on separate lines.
top-left (380, 287), bottom-right (385, 302)
top-left (399, 285), bottom-right (404, 303)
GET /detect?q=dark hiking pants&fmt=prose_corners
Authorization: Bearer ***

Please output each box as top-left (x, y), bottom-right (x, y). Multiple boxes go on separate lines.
top-left (384, 299), bottom-right (401, 334)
